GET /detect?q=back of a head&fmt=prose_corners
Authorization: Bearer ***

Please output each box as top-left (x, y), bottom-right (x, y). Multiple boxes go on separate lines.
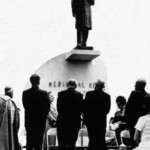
top-left (30, 74), bottom-right (40, 86)
top-left (116, 96), bottom-right (126, 106)
top-left (5, 86), bottom-right (13, 98)
top-left (135, 78), bottom-right (146, 91)
top-left (67, 79), bottom-right (77, 89)
top-left (94, 79), bottom-right (105, 90)
top-left (144, 94), bottom-right (150, 114)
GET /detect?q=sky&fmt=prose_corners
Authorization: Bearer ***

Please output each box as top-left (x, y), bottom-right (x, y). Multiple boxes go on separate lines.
top-left (1, 0), bottom-right (150, 134)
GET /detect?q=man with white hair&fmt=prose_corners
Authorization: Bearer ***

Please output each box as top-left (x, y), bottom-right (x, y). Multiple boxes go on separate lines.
top-left (0, 86), bottom-right (20, 150)
top-left (83, 79), bottom-right (111, 150)
top-left (56, 79), bottom-right (83, 150)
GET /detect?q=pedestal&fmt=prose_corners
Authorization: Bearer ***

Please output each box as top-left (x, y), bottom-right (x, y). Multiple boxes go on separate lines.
top-left (66, 49), bottom-right (100, 62)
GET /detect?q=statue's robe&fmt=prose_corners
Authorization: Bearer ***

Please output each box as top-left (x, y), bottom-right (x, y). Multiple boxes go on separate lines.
top-left (72, 0), bottom-right (94, 29)
top-left (0, 96), bottom-right (20, 150)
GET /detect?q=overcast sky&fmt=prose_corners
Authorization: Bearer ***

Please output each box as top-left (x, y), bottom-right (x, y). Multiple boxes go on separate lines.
top-left (1, 0), bottom-right (150, 131)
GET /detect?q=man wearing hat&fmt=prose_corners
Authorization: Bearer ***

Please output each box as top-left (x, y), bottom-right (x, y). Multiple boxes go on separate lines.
top-left (22, 74), bottom-right (50, 150)
top-left (0, 86), bottom-right (20, 150)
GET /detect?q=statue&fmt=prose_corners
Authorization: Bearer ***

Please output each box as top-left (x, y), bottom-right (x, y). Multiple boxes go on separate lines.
top-left (71, 0), bottom-right (95, 50)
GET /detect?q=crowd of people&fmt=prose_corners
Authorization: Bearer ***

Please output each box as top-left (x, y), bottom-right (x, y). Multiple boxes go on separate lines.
top-left (0, 74), bottom-right (150, 150)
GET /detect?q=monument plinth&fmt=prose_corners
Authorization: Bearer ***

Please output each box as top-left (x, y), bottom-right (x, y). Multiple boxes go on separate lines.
top-left (65, 49), bottom-right (100, 61)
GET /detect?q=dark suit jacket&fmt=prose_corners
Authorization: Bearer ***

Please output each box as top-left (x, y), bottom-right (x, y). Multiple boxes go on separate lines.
top-left (83, 89), bottom-right (111, 128)
top-left (71, 0), bottom-right (94, 16)
top-left (22, 86), bottom-right (50, 130)
top-left (56, 88), bottom-right (83, 129)
top-left (125, 90), bottom-right (147, 127)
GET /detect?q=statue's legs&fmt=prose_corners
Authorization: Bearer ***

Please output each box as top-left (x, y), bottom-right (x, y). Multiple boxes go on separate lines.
top-left (77, 28), bottom-right (89, 47)
top-left (77, 29), bottom-right (83, 47)
top-left (75, 28), bottom-right (91, 49)
top-left (82, 28), bottom-right (89, 47)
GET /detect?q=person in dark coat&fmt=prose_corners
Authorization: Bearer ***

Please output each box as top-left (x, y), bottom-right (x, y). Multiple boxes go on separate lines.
top-left (22, 74), bottom-right (50, 150)
top-left (83, 79), bottom-right (111, 150)
top-left (109, 96), bottom-right (127, 145)
top-left (125, 78), bottom-right (147, 147)
top-left (71, 0), bottom-right (95, 49)
top-left (56, 79), bottom-right (83, 150)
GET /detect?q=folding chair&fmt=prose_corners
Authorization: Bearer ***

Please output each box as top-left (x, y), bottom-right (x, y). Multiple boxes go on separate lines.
top-left (20, 128), bottom-right (27, 149)
top-left (120, 130), bottom-right (130, 146)
top-left (47, 128), bottom-right (58, 150)
top-left (78, 128), bottom-right (89, 147)
top-left (106, 129), bottom-right (119, 146)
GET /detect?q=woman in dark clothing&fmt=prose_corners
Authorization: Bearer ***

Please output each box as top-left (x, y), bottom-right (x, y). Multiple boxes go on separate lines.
top-left (109, 96), bottom-right (127, 145)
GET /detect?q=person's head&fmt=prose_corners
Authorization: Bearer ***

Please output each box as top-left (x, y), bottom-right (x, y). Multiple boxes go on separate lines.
top-left (135, 78), bottom-right (146, 91)
top-left (94, 79), bottom-right (105, 90)
top-left (67, 79), bottom-right (77, 89)
top-left (5, 86), bottom-right (13, 98)
top-left (30, 74), bottom-right (40, 86)
top-left (48, 91), bottom-right (54, 103)
top-left (116, 96), bottom-right (126, 110)
top-left (144, 94), bottom-right (150, 114)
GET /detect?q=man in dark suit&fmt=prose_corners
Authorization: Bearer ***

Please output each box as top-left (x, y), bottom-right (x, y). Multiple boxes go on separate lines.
top-left (125, 78), bottom-right (147, 146)
top-left (83, 80), bottom-right (111, 150)
top-left (56, 79), bottom-right (83, 150)
top-left (22, 74), bottom-right (50, 150)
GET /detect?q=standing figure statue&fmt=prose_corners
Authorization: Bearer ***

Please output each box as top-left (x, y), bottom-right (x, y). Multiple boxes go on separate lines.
top-left (71, 0), bottom-right (95, 49)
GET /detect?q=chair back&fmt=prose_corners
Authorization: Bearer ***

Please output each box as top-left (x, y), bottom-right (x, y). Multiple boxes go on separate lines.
top-left (105, 129), bottom-right (119, 146)
top-left (120, 130), bottom-right (130, 146)
top-left (77, 128), bottom-right (89, 147)
top-left (47, 128), bottom-right (58, 150)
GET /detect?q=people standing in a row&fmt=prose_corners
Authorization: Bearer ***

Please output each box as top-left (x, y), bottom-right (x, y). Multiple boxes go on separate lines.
top-left (83, 80), bottom-right (111, 150)
top-left (125, 79), bottom-right (147, 147)
top-left (21, 74), bottom-right (149, 150)
top-left (56, 79), bottom-right (83, 150)
top-left (22, 74), bottom-right (50, 150)
top-left (0, 86), bottom-right (20, 150)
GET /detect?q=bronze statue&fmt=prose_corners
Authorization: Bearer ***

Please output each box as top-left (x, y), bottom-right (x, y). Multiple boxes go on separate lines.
top-left (71, 0), bottom-right (95, 50)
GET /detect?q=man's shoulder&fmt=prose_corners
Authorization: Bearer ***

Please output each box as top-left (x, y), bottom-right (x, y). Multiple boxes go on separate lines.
top-left (58, 89), bottom-right (67, 94)
top-left (38, 88), bottom-right (48, 94)
top-left (23, 88), bottom-right (47, 94)
top-left (86, 90), bottom-right (94, 94)
top-left (88, 90), bottom-right (110, 98)
top-left (0, 95), bottom-right (7, 104)
top-left (74, 90), bottom-right (83, 96)
top-left (0, 95), bottom-right (11, 101)
top-left (58, 89), bottom-right (82, 96)
top-left (85, 90), bottom-right (95, 98)
top-left (103, 91), bottom-right (110, 97)
top-left (130, 90), bottom-right (146, 97)
top-left (23, 88), bottom-right (31, 93)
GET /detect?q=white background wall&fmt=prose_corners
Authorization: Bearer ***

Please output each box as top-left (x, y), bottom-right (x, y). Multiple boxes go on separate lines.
top-left (1, 0), bottom-right (150, 132)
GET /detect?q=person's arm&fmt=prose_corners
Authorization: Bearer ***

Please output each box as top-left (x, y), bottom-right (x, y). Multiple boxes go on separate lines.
top-left (57, 92), bottom-right (63, 115)
top-left (134, 116), bottom-right (145, 146)
top-left (71, 0), bottom-right (75, 17)
top-left (134, 129), bottom-right (141, 145)
top-left (105, 94), bottom-right (111, 115)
